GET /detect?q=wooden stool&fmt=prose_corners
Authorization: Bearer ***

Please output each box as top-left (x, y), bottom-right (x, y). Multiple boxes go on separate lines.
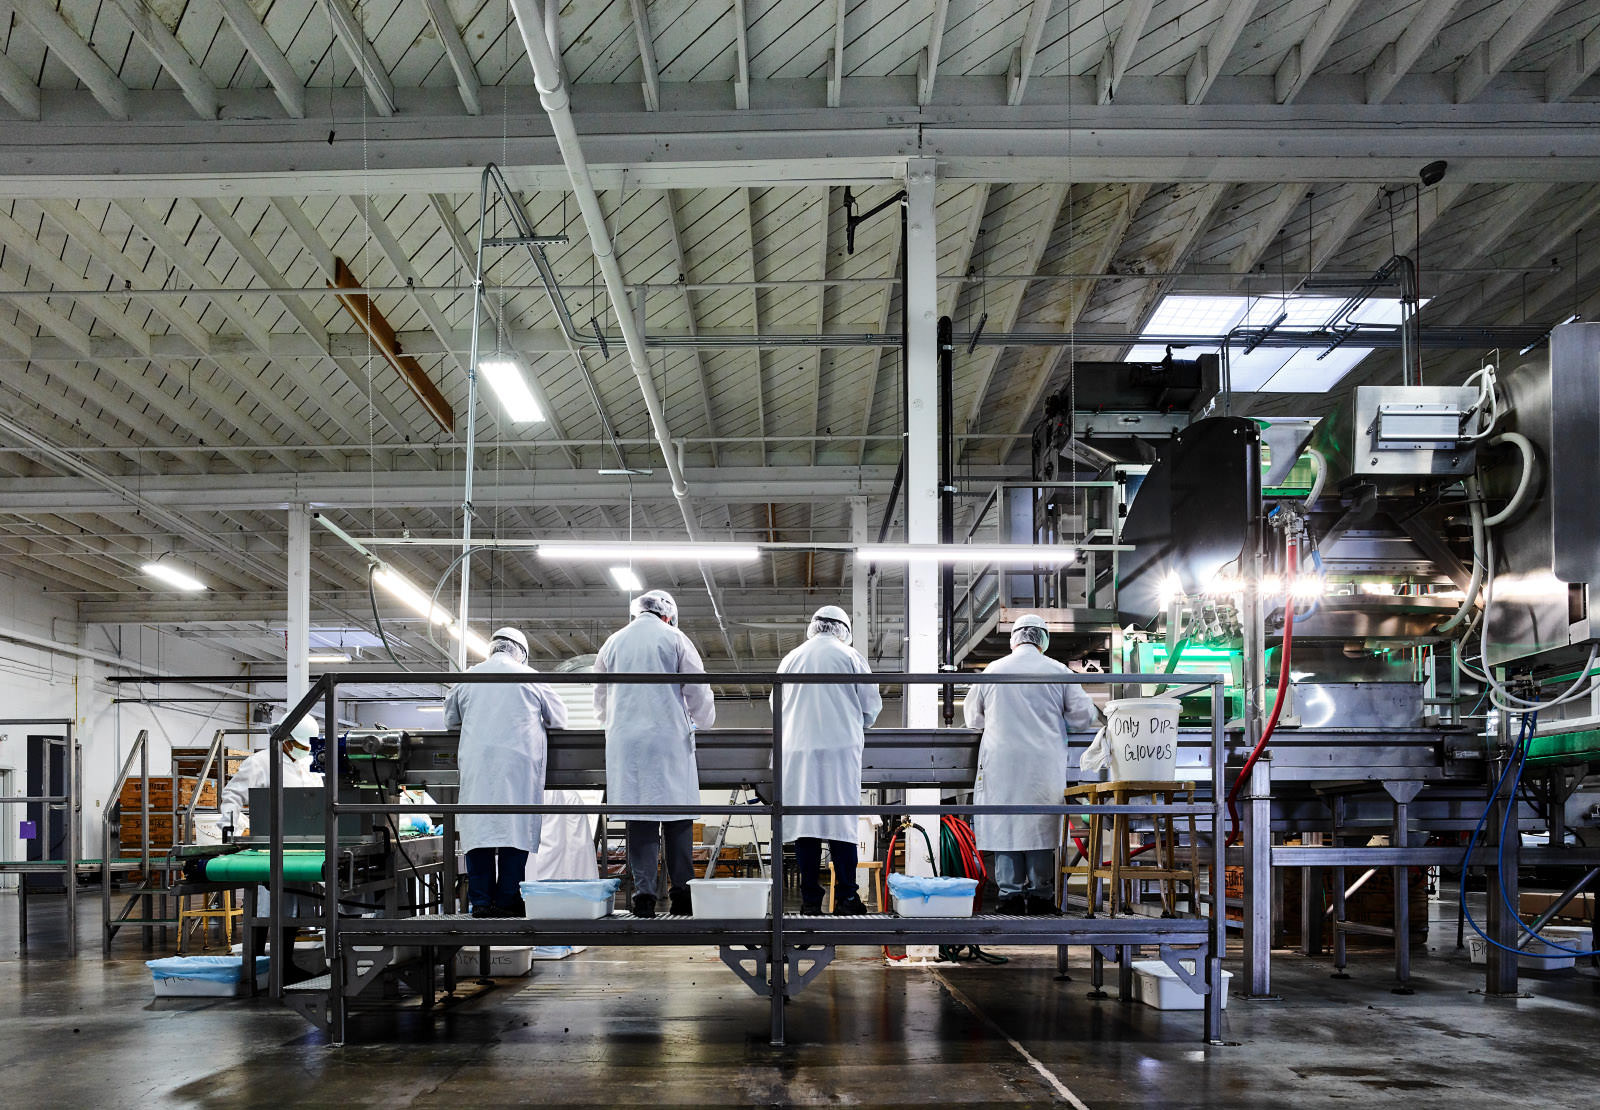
top-left (178, 888), bottom-right (242, 952)
top-left (1061, 781), bottom-right (1200, 917)
top-left (826, 860), bottom-right (884, 912)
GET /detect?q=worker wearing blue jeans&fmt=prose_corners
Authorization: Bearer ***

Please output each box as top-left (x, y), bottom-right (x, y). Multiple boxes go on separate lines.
top-left (466, 846), bottom-right (529, 917)
top-left (992, 849), bottom-right (1058, 913)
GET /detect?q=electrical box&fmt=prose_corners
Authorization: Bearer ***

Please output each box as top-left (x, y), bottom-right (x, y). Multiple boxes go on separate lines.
top-left (1308, 385), bottom-right (1478, 487)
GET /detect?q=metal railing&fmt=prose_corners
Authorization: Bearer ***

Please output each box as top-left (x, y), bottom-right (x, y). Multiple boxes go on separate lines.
top-left (267, 666), bottom-right (1228, 1045)
top-left (0, 720), bottom-right (78, 956)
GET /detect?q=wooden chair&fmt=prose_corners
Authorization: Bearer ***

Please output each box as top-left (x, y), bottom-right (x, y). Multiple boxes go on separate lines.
top-left (826, 860), bottom-right (884, 912)
top-left (1061, 781), bottom-right (1199, 917)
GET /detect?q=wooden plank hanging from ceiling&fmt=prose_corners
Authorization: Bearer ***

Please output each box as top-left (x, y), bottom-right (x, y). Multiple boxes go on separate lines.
top-left (328, 256), bottom-right (454, 432)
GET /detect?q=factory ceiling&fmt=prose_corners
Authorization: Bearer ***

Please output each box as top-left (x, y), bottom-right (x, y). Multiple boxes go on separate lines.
top-left (0, 0), bottom-right (1597, 669)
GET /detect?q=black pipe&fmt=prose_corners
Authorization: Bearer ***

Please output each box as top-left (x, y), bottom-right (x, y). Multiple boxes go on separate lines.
top-left (939, 315), bottom-right (956, 725)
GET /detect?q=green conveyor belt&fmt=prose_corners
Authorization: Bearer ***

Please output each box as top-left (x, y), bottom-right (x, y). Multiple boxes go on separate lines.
top-left (204, 850), bottom-right (326, 882)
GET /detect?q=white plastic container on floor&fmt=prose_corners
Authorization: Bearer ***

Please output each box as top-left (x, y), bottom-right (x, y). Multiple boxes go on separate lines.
top-left (1128, 959), bottom-right (1232, 1011)
top-left (148, 955), bottom-right (270, 997)
top-left (887, 874), bottom-right (979, 917)
top-left (1468, 925), bottom-right (1590, 969)
top-left (453, 945), bottom-right (535, 977)
top-left (521, 878), bottom-right (620, 919)
top-left (688, 878), bottom-right (772, 918)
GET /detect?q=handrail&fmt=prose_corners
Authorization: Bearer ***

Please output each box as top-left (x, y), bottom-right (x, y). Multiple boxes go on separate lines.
top-left (179, 728), bottom-right (227, 845)
top-left (101, 728), bottom-right (148, 957)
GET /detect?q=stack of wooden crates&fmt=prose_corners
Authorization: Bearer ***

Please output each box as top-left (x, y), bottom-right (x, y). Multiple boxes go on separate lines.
top-left (118, 776), bottom-right (219, 862)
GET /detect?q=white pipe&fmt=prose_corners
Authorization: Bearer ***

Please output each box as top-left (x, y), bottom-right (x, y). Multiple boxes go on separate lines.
top-left (510, 0), bottom-right (740, 657)
top-left (1483, 432), bottom-right (1535, 527)
top-left (1437, 475), bottom-right (1484, 634)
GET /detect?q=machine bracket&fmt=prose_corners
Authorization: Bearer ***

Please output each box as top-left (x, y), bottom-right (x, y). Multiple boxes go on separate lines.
top-left (719, 944), bottom-right (834, 998)
top-left (720, 945), bottom-right (774, 997)
top-left (1157, 944), bottom-right (1211, 995)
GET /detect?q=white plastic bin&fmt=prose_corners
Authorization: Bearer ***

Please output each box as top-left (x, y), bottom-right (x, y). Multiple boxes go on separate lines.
top-left (147, 955), bottom-right (270, 998)
top-left (521, 878), bottom-right (620, 919)
top-left (1468, 926), bottom-right (1590, 969)
top-left (1128, 959), bottom-right (1231, 1011)
top-left (688, 878), bottom-right (772, 918)
top-left (887, 874), bottom-right (979, 917)
top-left (1104, 697), bottom-right (1180, 780)
top-left (453, 945), bottom-right (535, 977)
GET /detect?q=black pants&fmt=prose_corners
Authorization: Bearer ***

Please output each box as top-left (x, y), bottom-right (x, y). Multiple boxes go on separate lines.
top-left (466, 846), bottom-right (528, 912)
top-left (794, 837), bottom-right (858, 908)
top-left (626, 820), bottom-right (695, 900)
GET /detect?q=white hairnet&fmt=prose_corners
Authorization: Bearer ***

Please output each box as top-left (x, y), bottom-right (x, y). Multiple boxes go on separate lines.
top-left (807, 604), bottom-right (853, 645)
top-left (491, 626), bottom-right (529, 663)
top-left (634, 589), bottom-right (678, 626)
top-left (1010, 613), bottom-right (1049, 651)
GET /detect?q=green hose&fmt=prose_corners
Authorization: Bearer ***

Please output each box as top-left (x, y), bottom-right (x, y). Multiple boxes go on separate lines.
top-left (204, 850), bottom-right (327, 883)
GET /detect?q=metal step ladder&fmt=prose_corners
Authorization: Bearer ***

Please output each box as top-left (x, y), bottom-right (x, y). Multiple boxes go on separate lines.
top-left (705, 786), bottom-right (768, 879)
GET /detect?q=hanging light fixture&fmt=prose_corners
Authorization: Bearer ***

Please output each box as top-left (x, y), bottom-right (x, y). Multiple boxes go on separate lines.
top-left (478, 358), bottom-right (545, 423)
top-left (142, 555), bottom-right (207, 592)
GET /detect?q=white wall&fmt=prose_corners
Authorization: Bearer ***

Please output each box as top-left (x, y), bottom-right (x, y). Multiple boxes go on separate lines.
top-left (0, 581), bottom-right (253, 856)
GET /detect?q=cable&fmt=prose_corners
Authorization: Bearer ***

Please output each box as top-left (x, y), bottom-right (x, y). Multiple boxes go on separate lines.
top-left (1227, 538), bottom-right (1298, 846)
top-left (1482, 432), bottom-right (1535, 527)
top-left (1437, 476), bottom-right (1484, 633)
top-left (1477, 536), bottom-right (1600, 713)
top-left (367, 567), bottom-right (414, 671)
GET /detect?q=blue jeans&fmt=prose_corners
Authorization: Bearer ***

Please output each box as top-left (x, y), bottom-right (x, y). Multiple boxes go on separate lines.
top-left (993, 849), bottom-right (1055, 900)
top-left (466, 846), bottom-right (528, 912)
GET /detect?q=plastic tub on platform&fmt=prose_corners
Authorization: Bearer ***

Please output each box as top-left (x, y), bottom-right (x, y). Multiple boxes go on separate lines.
top-left (887, 874), bottom-right (979, 917)
top-left (688, 878), bottom-right (772, 918)
top-left (1468, 926), bottom-right (1591, 970)
top-left (147, 955), bottom-right (270, 998)
top-left (521, 877), bottom-right (621, 919)
top-left (453, 945), bottom-right (535, 978)
top-left (1128, 959), bottom-right (1231, 1011)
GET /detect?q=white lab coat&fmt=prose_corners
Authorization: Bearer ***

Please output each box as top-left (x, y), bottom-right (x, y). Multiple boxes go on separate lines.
top-left (773, 635), bottom-right (882, 843)
top-left (219, 747), bottom-right (324, 834)
top-left (444, 653), bottom-right (569, 855)
top-left (594, 614), bottom-right (716, 821)
top-left (527, 788), bottom-right (601, 880)
top-left (964, 645), bottom-right (1099, 851)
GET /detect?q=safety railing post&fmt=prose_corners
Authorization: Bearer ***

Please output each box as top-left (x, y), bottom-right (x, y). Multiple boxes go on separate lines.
top-left (1207, 676), bottom-right (1226, 1043)
top-left (325, 679), bottom-right (346, 1044)
top-left (769, 673), bottom-right (786, 1046)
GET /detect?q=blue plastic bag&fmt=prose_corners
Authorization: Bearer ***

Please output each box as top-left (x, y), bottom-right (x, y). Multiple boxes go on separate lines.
top-left (519, 878), bottom-right (621, 902)
top-left (886, 874), bottom-right (979, 903)
top-left (146, 955), bottom-right (270, 983)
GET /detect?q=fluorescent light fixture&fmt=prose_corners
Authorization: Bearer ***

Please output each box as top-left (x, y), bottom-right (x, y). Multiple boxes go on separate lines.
top-left (374, 564), bottom-right (491, 659)
top-left (610, 566), bottom-right (644, 591)
top-left (143, 559), bottom-right (206, 592)
top-left (857, 544), bottom-right (1076, 565)
top-left (538, 543), bottom-right (761, 563)
top-left (415, 705), bottom-right (444, 713)
top-left (478, 358), bottom-right (545, 424)
top-left (307, 652), bottom-right (351, 664)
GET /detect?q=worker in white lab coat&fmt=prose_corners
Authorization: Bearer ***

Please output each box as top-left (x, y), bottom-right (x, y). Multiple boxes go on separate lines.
top-left (594, 590), bottom-right (715, 917)
top-left (774, 605), bottom-right (882, 915)
top-left (964, 614), bottom-right (1099, 915)
top-left (219, 714), bottom-right (324, 836)
top-left (445, 627), bottom-right (569, 918)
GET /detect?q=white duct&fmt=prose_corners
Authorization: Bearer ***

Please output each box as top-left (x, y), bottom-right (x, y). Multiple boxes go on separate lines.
top-left (509, 0), bottom-right (739, 658)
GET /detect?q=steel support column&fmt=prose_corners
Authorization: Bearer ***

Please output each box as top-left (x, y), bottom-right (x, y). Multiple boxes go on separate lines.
top-left (1244, 755), bottom-right (1276, 997)
top-left (286, 504), bottom-right (311, 705)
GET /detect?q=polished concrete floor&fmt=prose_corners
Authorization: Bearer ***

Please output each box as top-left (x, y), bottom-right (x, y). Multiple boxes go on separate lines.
top-left (3, 890), bottom-right (1598, 1108)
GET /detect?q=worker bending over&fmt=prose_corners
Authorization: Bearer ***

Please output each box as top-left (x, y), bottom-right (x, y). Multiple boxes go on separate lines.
top-left (220, 714), bottom-right (323, 836)
top-left (595, 590), bottom-right (715, 918)
top-left (964, 614), bottom-right (1099, 915)
top-left (445, 627), bottom-right (569, 918)
top-left (775, 605), bottom-right (881, 915)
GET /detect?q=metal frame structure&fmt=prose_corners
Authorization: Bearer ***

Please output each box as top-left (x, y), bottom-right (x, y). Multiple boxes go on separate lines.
top-left (0, 719), bottom-right (80, 955)
top-left (264, 667), bottom-right (1230, 1046)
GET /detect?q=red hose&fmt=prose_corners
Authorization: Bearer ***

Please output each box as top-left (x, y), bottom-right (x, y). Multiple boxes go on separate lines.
top-left (1225, 542), bottom-right (1297, 847)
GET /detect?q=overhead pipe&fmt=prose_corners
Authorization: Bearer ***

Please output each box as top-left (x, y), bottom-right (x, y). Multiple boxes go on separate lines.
top-left (509, 0), bottom-right (740, 661)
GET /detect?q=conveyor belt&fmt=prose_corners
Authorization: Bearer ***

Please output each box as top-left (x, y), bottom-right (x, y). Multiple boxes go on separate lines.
top-left (204, 850), bottom-right (326, 882)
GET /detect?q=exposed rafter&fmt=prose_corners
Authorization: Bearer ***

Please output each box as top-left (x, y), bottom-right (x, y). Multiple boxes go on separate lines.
top-left (213, 0), bottom-right (305, 118)
top-left (1454, 0), bottom-right (1564, 104)
top-left (420, 0), bottom-right (482, 116)
top-left (321, 0), bottom-right (396, 117)
top-left (9, 0), bottom-right (130, 119)
top-left (660, 190), bottom-right (720, 456)
top-left (1097, 0), bottom-right (1153, 105)
top-left (1229, 184), bottom-right (1311, 283)
top-left (1366, 0), bottom-right (1460, 105)
top-left (1009, 0), bottom-right (1053, 106)
top-left (628, 0), bottom-right (661, 112)
top-left (732, 0), bottom-right (750, 110)
top-left (917, 0), bottom-right (951, 107)
top-left (1186, 0), bottom-right (1255, 105)
top-left (109, 0), bottom-right (219, 119)
top-left (1360, 182), bottom-right (1468, 271)
top-left (1274, 0), bottom-right (1361, 105)
top-left (1548, 23), bottom-right (1600, 103)
top-left (0, 29), bottom-right (41, 119)
top-left (827, 0), bottom-right (846, 108)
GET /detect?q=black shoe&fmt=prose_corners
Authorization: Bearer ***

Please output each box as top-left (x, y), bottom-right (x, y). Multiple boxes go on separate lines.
top-left (470, 905), bottom-right (495, 919)
top-left (799, 902), bottom-right (823, 915)
top-left (632, 894), bottom-right (657, 918)
top-left (833, 894), bottom-right (869, 916)
top-left (669, 890), bottom-right (693, 917)
top-left (994, 894), bottom-right (1027, 916)
top-left (490, 904), bottom-right (524, 918)
top-left (1025, 895), bottom-right (1063, 916)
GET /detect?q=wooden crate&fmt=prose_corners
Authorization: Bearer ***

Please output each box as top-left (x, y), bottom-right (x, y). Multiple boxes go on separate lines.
top-left (121, 814), bottom-right (175, 849)
top-left (118, 777), bottom-right (217, 810)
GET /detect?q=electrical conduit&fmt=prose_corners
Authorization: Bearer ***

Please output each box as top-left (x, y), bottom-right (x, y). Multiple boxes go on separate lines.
top-left (1227, 541), bottom-right (1297, 846)
top-left (508, 0), bottom-right (739, 658)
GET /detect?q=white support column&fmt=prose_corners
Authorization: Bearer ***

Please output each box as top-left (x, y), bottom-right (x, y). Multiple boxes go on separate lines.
top-left (850, 496), bottom-right (869, 656)
top-left (903, 160), bottom-right (941, 935)
top-left (286, 504), bottom-right (311, 706)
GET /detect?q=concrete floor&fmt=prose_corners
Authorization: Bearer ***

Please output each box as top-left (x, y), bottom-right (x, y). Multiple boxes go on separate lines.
top-left (3, 891), bottom-right (1598, 1108)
